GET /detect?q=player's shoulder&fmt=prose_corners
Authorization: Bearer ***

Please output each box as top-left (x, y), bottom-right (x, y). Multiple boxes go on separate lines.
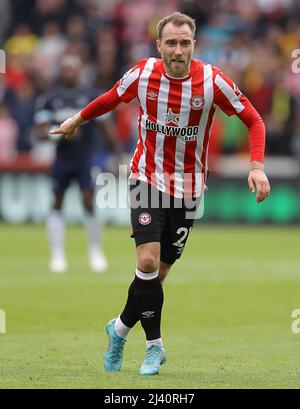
top-left (133, 57), bottom-right (155, 71)
top-left (120, 58), bottom-right (156, 81)
top-left (192, 59), bottom-right (221, 76)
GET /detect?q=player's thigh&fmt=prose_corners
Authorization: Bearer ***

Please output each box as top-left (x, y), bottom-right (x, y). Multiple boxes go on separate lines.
top-left (130, 204), bottom-right (164, 246)
top-left (130, 180), bottom-right (166, 247)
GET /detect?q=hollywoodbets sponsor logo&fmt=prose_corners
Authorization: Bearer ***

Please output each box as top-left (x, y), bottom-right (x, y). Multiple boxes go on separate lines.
top-left (145, 119), bottom-right (199, 141)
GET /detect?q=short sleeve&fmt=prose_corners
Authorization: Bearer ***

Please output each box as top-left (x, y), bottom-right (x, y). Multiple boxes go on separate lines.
top-left (115, 59), bottom-right (147, 103)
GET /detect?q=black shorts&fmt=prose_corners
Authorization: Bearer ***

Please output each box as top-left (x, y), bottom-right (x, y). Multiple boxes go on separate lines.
top-left (130, 180), bottom-right (200, 265)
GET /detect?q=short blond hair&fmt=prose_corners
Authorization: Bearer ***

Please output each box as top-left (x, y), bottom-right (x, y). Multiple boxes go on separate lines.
top-left (156, 12), bottom-right (196, 40)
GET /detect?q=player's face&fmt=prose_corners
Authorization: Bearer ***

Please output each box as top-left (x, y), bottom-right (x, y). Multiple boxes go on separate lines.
top-left (157, 22), bottom-right (195, 78)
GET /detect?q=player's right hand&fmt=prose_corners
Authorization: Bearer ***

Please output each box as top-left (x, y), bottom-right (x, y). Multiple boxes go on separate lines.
top-left (248, 168), bottom-right (270, 203)
top-left (49, 117), bottom-right (78, 139)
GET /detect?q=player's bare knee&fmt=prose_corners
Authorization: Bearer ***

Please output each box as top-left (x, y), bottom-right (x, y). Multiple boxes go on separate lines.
top-left (138, 253), bottom-right (159, 273)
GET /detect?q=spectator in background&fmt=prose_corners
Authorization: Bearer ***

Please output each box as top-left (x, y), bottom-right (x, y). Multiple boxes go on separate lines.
top-left (0, 0), bottom-right (11, 43)
top-left (4, 24), bottom-right (39, 58)
top-left (66, 14), bottom-right (88, 44)
top-left (64, 14), bottom-right (96, 87)
top-left (94, 25), bottom-right (119, 89)
top-left (29, 0), bottom-right (83, 35)
top-left (4, 79), bottom-right (36, 152)
top-left (7, 0), bottom-right (36, 31)
top-left (3, 50), bottom-right (30, 93)
top-left (0, 103), bottom-right (18, 161)
top-left (31, 20), bottom-right (67, 84)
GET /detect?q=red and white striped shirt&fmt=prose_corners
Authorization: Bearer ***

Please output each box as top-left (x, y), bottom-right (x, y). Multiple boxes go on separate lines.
top-left (81, 58), bottom-right (265, 198)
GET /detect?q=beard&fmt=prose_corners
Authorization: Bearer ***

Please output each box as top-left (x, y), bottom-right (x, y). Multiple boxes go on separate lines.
top-left (162, 52), bottom-right (192, 76)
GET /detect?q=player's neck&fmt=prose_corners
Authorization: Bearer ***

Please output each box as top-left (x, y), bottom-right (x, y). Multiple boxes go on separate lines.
top-left (165, 72), bottom-right (189, 79)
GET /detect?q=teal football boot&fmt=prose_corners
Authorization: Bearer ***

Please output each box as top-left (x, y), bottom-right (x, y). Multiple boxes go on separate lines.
top-left (103, 318), bottom-right (126, 371)
top-left (139, 345), bottom-right (167, 375)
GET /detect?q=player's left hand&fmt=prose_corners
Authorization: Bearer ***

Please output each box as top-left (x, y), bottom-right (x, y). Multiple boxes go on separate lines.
top-left (248, 169), bottom-right (270, 203)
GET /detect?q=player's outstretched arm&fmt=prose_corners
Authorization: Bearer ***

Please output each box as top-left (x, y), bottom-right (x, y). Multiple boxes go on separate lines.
top-left (248, 161), bottom-right (270, 203)
top-left (49, 113), bottom-right (86, 139)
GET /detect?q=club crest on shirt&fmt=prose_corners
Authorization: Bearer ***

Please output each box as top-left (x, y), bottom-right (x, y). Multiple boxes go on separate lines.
top-left (190, 95), bottom-right (204, 110)
top-left (139, 212), bottom-right (152, 225)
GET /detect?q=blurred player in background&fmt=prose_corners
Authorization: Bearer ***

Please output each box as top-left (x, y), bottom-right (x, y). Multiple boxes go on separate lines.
top-left (35, 55), bottom-right (120, 273)
top-left (50, 13), bottom-right (270, 374)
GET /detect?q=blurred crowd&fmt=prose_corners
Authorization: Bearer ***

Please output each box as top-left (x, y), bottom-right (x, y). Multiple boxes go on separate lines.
top-left (0, 0), bottom-right (300, 165)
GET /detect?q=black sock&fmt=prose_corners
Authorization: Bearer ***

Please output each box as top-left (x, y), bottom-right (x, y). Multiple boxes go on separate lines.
top-left (120, 279), bottom-right (139, 328)
top-left (133, 275), bottom-right (164, 341)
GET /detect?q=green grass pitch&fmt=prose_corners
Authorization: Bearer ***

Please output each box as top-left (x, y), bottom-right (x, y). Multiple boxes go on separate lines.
top-left (0, 223), bottom-right (300, 389)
